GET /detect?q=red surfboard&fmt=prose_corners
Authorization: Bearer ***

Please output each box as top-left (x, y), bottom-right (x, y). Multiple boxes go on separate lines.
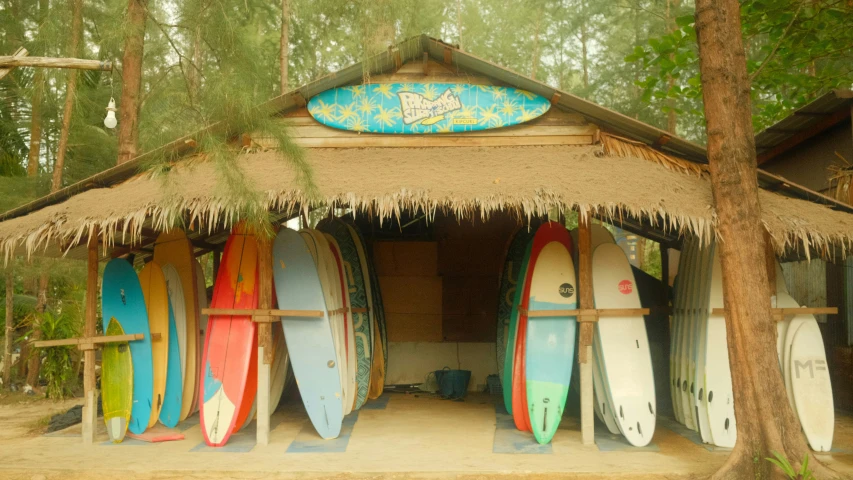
top-left (512, 221), bottom-right (569, 432)
top-left (199, 227), bottom-right (259, 446)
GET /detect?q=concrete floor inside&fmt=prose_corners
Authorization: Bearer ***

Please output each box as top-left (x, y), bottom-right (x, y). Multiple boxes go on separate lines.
top-left (2, 393), bottom-right (851, 480)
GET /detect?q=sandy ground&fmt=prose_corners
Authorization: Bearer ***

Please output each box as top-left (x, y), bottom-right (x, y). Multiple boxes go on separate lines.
top-left (0, 393), bottom-right (848, 480)
top-left (0, 393), bottom-right (82, 445)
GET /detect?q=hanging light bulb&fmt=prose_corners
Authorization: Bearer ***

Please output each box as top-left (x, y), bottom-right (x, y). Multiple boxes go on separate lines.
top-left (104, 97), bottom-right (118, 129)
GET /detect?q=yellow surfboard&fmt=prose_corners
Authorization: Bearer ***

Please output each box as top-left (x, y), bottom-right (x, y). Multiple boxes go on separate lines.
top-left (139, 261), bottom-right (170, 428)
top-left (153, 230), bottom-right (200, 421)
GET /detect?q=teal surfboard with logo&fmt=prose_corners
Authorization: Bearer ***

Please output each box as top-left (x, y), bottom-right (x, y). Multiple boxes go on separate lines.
top-left (307, 83), bottom-right (551, 134)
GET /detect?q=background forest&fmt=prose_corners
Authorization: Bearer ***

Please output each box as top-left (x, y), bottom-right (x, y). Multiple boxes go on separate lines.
top-left (0, 0), bottom-right (851, 395)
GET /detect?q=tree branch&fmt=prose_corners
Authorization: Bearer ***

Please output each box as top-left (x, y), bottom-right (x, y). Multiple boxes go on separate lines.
top-left (749, 1), bottom-right (804, 82)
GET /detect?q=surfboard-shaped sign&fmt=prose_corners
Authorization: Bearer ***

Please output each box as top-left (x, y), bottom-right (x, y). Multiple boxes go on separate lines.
top-left (307, 83), bottom-right (551, 134)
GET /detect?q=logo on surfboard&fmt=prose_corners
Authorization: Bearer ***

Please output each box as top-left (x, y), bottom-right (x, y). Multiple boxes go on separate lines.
top-left (559, 283), bottom-right (575, 298)
top-left (618, 280), bottom-right (633, 294)
top-left (399, 89), bottom-right (466, 125)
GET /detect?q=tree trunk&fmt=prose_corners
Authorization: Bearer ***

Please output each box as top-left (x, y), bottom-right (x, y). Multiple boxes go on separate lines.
top-left (666, 0), bottom-right (679, 134)
top-left (188, 25), bottom-right (202, 102)
top-left (579, 0), bottom-right (589, 90)
top-left (529, 9), bottom-right (542, 80)
top-left (116, 0), bottom-right (147, 165)
top-left (694, 1), bottom-right (839, 478)
top-left (27, 69), bottom-right (44, 177)
top-left (51, 0), bottom-right (83, 192)
top-left (3, 268), bottom-right (13, 388)
top-left (280, 0), bottom-right (289, 94)
top-left (26, 272), bottom-right (47, 388)
top-left (456, 0), bottom-right (463, 51)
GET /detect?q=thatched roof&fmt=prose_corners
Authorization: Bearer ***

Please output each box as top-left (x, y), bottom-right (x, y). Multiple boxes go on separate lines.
top-left (1, 142), bottom-right (852, 261)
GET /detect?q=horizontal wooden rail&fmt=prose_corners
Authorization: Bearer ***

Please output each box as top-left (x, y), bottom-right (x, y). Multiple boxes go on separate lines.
top-left (202, 308), bottom-right (325, 318)
top-left (34, 333), bottom-right (145, 349)
top-left (710, 307), bottom-right (837, 318)
top-left (0, 56), bottom-right (112, 71)
top-left (523, 308), bottom-right (650, 320)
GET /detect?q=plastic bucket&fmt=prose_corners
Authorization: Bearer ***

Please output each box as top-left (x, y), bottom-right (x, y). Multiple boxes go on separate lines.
top-left (438, 369), bottom-right (471, 399)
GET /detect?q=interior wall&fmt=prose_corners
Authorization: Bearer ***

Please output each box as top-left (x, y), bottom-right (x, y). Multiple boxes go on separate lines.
top-left (370, 212), bottom-right (519, 391)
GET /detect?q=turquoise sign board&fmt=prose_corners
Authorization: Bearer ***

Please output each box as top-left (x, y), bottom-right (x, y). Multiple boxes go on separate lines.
top-left (307, 83), bottom-right (551, 134)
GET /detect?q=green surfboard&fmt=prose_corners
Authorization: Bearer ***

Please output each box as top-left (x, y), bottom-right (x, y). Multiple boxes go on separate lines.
top-left (102, 317), bottom-right (133, 443)
top-left (502, 236), bottom-right (535, 415)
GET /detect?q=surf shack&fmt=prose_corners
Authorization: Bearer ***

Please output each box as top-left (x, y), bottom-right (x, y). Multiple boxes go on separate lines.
top-left (0, 35), bottom-right (851, 478)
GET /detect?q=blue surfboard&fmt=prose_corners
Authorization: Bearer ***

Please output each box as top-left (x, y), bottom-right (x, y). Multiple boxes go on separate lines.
top-left (159, 298), bottom-right (182, 427)
top-left (273, 228), bottom-right (343, 439)
top-left (308, 83), bottom-right (551, 134)
top-left (102, 259), bottom-right (153, 435)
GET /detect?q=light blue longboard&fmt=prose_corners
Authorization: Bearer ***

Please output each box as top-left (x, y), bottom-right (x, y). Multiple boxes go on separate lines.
top-left (159, 299), bottom-right (182, 427)
top-left (318, 219), bottom-right (372, 410)
top-left (308, 83), bottom-right (551, 134)
top-left (525, 227), bottom-right (577, 445)
top-left (102, 258), bottom-right (153, 435)
top-left (273, 228), bottom-right (343, 439)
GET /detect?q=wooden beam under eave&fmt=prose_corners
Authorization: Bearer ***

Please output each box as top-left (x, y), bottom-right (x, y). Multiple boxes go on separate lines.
top-left (757, 107), bottom-right (851, 165)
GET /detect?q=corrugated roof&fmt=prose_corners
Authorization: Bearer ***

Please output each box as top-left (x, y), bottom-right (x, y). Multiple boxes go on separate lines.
top-left (755, 89), bottom-right (853, 161)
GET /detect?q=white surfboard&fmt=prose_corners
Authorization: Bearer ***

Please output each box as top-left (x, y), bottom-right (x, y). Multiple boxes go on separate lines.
top-left (572, 224), bottom-right (621, 434)
top-left (776, 292), bottom-right (799, 382)
top-left (789, 319), bottom-right (834, 452)
top-left (593, 243), bottom-right (656, 447)
top-left (305, 230), bottom-right (352, 416)
top-left (593, 339), bottom-right (621, 434)
top-left (161, 264), bottom-right (187, 388)
top-left (670, 239), bottom-right (693, 425)
top-left (269, 323), bottom-right (290, 409)
top-left (691, 243), bottom-right (713, 443)
top-left (703, 248), bottom-right (736, 448)
top-left (678, 238), bottom-right (699, 431)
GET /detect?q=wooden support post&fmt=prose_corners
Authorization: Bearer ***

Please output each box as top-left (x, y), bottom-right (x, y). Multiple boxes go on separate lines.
top-left (577, 216), bottom-right (595, 446)
top-left (256, 236), bottom-right (273, 446)
top-left (82, 227), bottom-right (99, 446)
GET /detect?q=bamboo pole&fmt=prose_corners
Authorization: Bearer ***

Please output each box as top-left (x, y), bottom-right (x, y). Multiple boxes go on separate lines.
top-left (577, 216), bottom-right (595, 446)
top-left (0, 56), bottom-right (112, 71)
top-left (201, 308), bottom-right (324, 318)
top-left (82, 227), bottom-right (98, 446)
top-left (256, 236), bottom-right (273, 446)
top-left (0, 47), bottom-right (27, 81)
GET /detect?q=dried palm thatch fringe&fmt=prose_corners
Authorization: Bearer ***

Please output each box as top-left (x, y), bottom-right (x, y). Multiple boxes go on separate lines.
top-left (827, 154), bottom-right (853, 206)
top-left (600, 132), bottom-right (709, 177)
top-left (0, 144), bottom-right (851, 263)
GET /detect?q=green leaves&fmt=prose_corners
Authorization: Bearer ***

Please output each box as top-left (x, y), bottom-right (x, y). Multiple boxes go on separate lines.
top-left (626, 0), bottom-right (853, 139)
top-left (766, 451), bottom-right (815, 480)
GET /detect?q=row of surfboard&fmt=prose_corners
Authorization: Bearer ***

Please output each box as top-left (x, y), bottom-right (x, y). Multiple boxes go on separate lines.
top-left (101, 230), bottom-right (210, 441)
top-left (199, 219), bottom-right (388, 445)
top-left (99, 221), bottom-right (388, 445)
top-left (496, 222), bottom-right (656, 446)
top-left (671, 237), bottom-right (834, 451)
